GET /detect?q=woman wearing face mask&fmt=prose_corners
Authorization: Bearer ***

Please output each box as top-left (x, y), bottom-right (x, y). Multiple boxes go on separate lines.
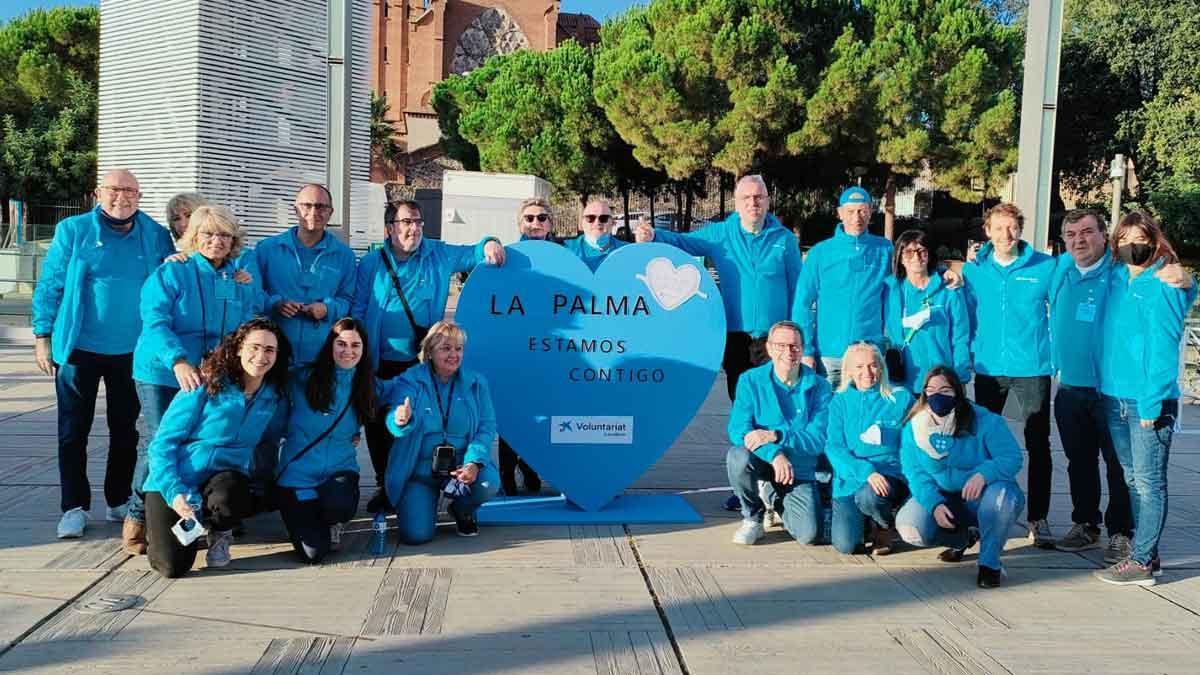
top-left (895, 367), bottom-right (1025, 588)
top-left (1093, 212), bottom-right (1198, 586)
top-left (385, 321), bottom-right (500, 543)
top-left (275, 318), bottom-right (377, 563)
top-left (125, 206), bottom-right (264, 556)
top-left (142, 319), bottom-right (292, 578)
top-left (825, 343), bottom-right (915, 555)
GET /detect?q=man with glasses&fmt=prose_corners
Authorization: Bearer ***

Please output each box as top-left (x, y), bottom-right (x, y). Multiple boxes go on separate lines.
top-left (255, 183), bottom-right (358, 367)
top-left (634, 175), bottom-right (802, 400)
top-left (725, 321), bottom-right (832, 545)
top-left (33, 169), bottom-right (176, 539)
top-left (353, 200), bottom-right (506, 513)
top-left (563, 199), bottom-right (626, 270)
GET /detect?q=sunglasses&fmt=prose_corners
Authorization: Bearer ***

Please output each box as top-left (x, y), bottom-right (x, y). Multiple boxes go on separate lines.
top-left (583, 214), bottom-right (611, 224)
top-left (523, 213), bottom-right (551, 223)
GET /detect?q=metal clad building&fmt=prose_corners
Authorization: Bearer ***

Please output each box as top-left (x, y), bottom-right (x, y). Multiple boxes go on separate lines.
top-left (97, 0), bottom-right (372, 245)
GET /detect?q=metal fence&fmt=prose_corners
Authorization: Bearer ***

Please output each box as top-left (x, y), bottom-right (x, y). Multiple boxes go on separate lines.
top-left (1, 198), bottom-right (94, 328)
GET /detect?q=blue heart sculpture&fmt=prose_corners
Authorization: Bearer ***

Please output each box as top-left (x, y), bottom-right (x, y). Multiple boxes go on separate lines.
top-left (456, 241), bottom-right (726, 511)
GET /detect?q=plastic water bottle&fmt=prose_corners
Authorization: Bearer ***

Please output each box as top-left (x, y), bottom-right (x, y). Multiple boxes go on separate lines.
top-left (368, 512), bottom-right (388, 556)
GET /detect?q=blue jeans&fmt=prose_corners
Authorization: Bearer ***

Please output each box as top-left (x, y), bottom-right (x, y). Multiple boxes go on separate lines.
top-left (128, 381), bottom-right (180, 522)
top-left (831, 477), bottom-right (909, 554)
top-left (1104, 395), bottom-right (1176, 565)
top-left (55, 350), bottom-right (140, 512)
top-left (392, 464), bottom-right (500, 545)
top-left (726, 446), bottom-right (822, 544)
top-left (895, 481), bottom-right (1024, 569)
top-left (1055, 385), bottom-right (1132, 537)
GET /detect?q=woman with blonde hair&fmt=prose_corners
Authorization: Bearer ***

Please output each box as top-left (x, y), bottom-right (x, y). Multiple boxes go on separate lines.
top-left (825, 342), bottom-right (914, 555)
top-left (124, 205), bottom-right (264, 554)
top-left (384, 321), bottom-right (500, 543)
top-left (165, 192), bottom-right (208, 240)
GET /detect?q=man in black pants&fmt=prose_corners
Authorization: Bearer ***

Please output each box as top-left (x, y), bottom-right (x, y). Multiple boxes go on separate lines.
top-left (145, 470), bottom-right (252, 578)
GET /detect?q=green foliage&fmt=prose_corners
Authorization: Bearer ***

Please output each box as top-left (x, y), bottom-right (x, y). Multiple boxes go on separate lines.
top-left (0, 7), bottom-right (99, 203)
top-left (369, 92), bottom-right (403, 172)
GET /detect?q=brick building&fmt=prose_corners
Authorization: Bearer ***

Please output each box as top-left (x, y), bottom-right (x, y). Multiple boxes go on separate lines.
top-left (371, 0), bottom-right (600, 183)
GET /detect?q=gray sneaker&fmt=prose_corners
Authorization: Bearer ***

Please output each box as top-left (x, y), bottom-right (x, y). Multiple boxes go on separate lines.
top-left (329, 523), bottom-right (344, 551)
top-left (1028, 519), bottom-right (1055, 549)
top-left (1094, 558), bottom-right (1155, 586)
top-left (205, 529), bottom-right (233, 568)
top-left (1056, 523), bottom-right (1101, 552)
top-left (1104, 533), bottom-right (1132, 564)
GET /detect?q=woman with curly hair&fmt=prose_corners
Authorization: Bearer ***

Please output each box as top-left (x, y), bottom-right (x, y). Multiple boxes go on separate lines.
top-left (275, 317), bottom-right (377, 563)
top-left (142, 318), bottom-right (292, 578)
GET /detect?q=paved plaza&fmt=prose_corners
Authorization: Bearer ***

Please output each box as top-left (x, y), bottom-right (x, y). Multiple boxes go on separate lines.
top-left (1, 344), bottom-right (1200, 674)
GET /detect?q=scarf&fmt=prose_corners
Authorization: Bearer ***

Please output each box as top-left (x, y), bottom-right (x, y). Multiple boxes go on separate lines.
top-left (911, 408), bottom-right (956, 460)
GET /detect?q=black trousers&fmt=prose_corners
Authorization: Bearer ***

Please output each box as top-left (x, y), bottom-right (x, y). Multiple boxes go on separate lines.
top-left (498, 436), bottom-right (540, 495)
top-left (145, 471), bottom-right (253, 578)
top-left (1055, 385), bottom-right (1133, 536)
top-left (975, 374), bottom-right (1052, 522)
top-left (277, 472), bottom-right (360, 564)
top-left (365, 358), bottom-right (418, 491)
top-left (722, 332), bottom-right (769, 401)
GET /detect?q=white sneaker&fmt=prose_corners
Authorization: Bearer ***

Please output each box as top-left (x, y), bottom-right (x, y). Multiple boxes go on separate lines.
top-left (57, 507), bottom-right (87, 539)
top-left (105, 504), bottom-right (128, 522)
top-left (732, 519), bottom-right (764, 545)
top-left (330, 523), bottom-right (344, 551)
top-left (205, 529), bottom-right (233, 568)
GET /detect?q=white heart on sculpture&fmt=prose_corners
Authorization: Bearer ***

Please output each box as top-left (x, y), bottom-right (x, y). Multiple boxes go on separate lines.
top-left (636, 257), bottom-right (707, 311)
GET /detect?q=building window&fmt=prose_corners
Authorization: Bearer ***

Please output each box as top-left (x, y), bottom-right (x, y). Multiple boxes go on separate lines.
top-left (382, 2), bottom-right (388, 18)
top-left (384, 46), bottom-right (388, 62)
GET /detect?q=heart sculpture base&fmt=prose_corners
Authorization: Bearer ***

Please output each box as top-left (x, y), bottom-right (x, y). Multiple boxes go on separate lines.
top-left (475, 494), bottom-right (702, 525)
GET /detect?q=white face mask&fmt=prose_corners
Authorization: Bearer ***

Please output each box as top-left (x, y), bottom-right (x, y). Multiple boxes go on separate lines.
top-left (584, 233), bottom-right (611, 248)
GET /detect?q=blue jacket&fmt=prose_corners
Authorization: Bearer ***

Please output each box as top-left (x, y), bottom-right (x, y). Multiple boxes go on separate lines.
top-left (255, 228), bottom-right (358, 366)
top-left (655, 213), bottom-right (801, 337)
top-left (962, 241), bottom-right (1056, 377)
top-left (276, 367), bottom-right (363, 489)
top-left (727, 362), bottom-right (832, 479)
top-left (353, 238), bottom-right (492, 366)
top-left (32, 207), bottom-right (175, 363)
top-left (883, 274), bottom-right (971, 389)
top-left (1049, 252), bottom-right (1112, 388)
top-left (561, 235), bottom-right (627, 271)
top-left (900, 403), bottom-right (1024, 513)
top-left (1099, 259), bottom-right (1197, 417)
top-left (383, 365), bottom-right (497, 501)
top-left (143, 381), bottom-right (287, 507)
top-left (792, 225), bottom-right (893, 359)
top-left (825, 385), bottom-right (914, 498)
top-left (133, 252), bottom-right (265, 387)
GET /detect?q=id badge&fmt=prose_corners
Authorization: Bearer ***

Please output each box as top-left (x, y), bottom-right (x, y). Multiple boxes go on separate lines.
top-left (299, 270), bottom-right (319, 289)
top-left (295, 488), bottom-right (319, 502)
top-left (1075, 301), bottom-right (1097, 323)
top-left (214, 275), bottom-right (237, 300)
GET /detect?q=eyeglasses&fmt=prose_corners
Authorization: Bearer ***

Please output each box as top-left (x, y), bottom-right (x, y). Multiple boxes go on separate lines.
top-left (100, 186), bottom-right (139, 196)
top-left (524, 213), bottom-right (551, 223)
top-left (583, 214), bottom-right (611, 224)
top-left (198, 231), bottom-right (234, 241)
top-left (739, 194), bottom-right (768, 203)
top-left (390, 218), bottom-right (424, 229)
top-left (902, 247), bottom-right (929, 258)
top-left (768, 342), bottom-right (802, 352)
top-left (297, 202), bottom-right (332, 212)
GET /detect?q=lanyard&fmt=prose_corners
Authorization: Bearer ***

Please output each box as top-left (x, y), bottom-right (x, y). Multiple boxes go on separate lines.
top-left (430, 366), bottom-right (456, 443)
top-left (192, 260), bottom-right (230, 355)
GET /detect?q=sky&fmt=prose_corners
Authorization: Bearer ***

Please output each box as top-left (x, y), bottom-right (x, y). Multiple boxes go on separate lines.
top-left (2, 1), bottom-right (640, 24)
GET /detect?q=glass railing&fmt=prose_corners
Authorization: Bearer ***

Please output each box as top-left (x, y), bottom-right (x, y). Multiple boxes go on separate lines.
top-left (0, 223), bottom-right (58, 328)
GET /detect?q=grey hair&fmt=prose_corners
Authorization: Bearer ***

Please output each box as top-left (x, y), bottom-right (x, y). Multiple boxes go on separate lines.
top-left (165, 192), bottom-right (208, 235)
top-left (735, 174), bottom-right (769, 195)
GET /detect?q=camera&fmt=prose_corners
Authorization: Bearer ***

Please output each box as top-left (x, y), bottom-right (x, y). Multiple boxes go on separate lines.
top-left (431, 444), bottom-right (457, 477)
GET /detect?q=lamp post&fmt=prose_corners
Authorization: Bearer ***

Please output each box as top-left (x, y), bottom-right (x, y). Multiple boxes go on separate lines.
top-left (1109, 154), bottom-right (1127, 230)
top-left (1014, 0), bottom-right (1065, 252)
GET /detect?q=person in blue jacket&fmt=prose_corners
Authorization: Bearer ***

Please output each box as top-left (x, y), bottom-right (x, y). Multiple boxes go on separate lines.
top-left (384, 321), bottom-right (500, 543)
top-left (884, 229), bottom-right (971, 390)
top-left (825, 342), bottom-right (915, 555)
top-left (276, 318), bottom-right (378, 563)
top-left (726, 321), bottom-right (832, 546)
top-left (122, 205), bottom-right (264, 555)
top-left (33, 169), bottom-right (177, 541)
top-left (792, 187), bottom-right (893, 388)
top-left (142, 318), bottom-right (292, 578)
top-left (353, 200), bottom-right (505, 514)
top-left (1094, 212), bottom-right (1198, 587)
top-left (561, 199), bottom-right (627, 271)
top-left (635, 175), bottom-right (802, 400)
top-left (961, 202), bottom-right (1058, 548)
top-left (895, 366), bottom-right (1025, 589)
top-left (255, 184), bottom-right (357, 367)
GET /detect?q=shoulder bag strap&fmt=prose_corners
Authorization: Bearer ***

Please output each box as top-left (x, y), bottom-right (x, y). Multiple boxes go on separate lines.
top-left (379, 248), bottom-right (422, 335)
top-left (275, 399), bottom-right (353, 476)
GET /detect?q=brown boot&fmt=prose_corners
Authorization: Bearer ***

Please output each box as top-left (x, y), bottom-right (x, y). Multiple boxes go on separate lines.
top-left (871, 524), bottom-right (895, 556)
top-left (122, 517), bottom-right (147, 555)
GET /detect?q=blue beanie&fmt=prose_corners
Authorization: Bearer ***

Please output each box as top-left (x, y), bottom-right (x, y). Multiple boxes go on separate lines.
top-left (838, 186), bottom-right (872, 206)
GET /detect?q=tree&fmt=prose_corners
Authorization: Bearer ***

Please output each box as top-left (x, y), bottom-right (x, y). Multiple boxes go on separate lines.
top-left (593, 0), bottom-right (863, 180)
top-left (369, 92), bottom-right (404, 176)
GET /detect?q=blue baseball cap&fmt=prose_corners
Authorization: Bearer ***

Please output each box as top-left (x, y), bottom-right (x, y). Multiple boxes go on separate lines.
top-left (838, 186), bottom-right (872, 206)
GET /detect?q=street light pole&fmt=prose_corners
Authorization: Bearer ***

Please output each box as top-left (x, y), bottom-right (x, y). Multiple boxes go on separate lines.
top-left (1110, 154), bottom-right (1126, 230)
top-left (1014, 0), bottom-right (1065, 252)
